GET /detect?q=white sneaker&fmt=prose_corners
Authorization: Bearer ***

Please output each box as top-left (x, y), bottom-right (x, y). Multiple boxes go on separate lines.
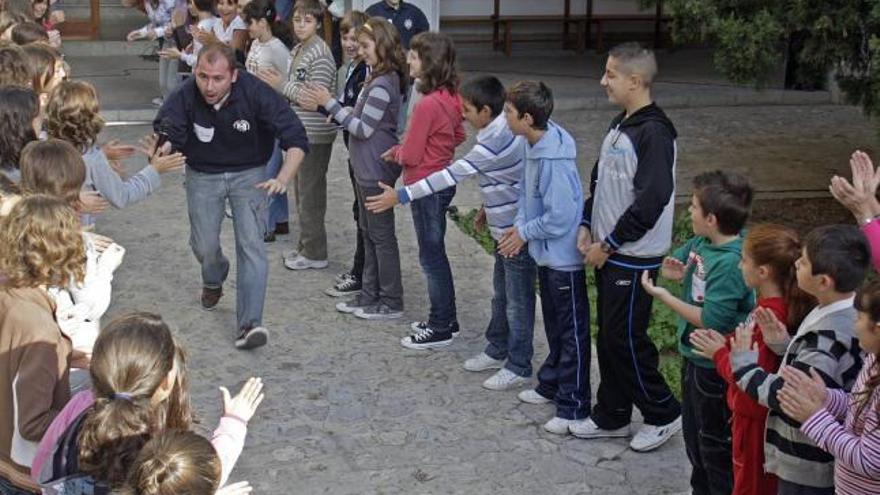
top-left (517, 389), bottom-right (551, 405)
top-left (543, 417), bottom-right (575, 435)
top-left (284, 254), bottom-right (328, 270)
top-left (482, 368), bottom-right (526, 391)
top-left (282, 249), bottom-right (299, 264)
top-left (569, 418), bottom-right (631, 439)
top-left (463, 352), bottom-right (505, 372)
top-left (629, 416), bottom-right (682, 452)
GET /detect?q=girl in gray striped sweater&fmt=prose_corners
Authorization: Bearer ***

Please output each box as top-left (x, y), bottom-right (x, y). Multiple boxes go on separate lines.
top-left (301, 18), bottom-right (408, 319)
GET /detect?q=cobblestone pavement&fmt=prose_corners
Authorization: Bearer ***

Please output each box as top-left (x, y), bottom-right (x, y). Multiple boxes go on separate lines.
top-left (96, 103), bottom-right (877, 494)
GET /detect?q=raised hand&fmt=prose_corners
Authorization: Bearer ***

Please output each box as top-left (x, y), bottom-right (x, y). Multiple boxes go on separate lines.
top-left (78, 190), bottom-right (109, 214)
top-left (102, 139), bottom-right (137, 161)
top-left (220, 377), bottom-right (265, 423)
top-left (660, 257), bottom-right (686, 281)
top-left (730, 322), bottom-right (756, 354)
top-left (777, 366), bottom-right (828, 423)
top-left (158, 47), bottom-right (182, 60)
top-left (256, 67), bottom-right (284, 91)
top-left (754, 307), bottom-right (789, 346)
top-left (689, 328), bottom-right (727, 359)
top-left (150, 144), bottom-right (186, 174)
top-left (640, 270), bottom-right (670, 299)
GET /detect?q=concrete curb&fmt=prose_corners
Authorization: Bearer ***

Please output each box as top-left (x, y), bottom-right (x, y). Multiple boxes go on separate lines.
top-left (63, 41), bottom-right (154, 57)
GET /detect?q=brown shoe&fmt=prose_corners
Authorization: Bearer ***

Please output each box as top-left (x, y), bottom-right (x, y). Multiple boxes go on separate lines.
top-left (201, 286), bottom-right (222, 310)
top-left (274, 221), bottom-right (289, 235)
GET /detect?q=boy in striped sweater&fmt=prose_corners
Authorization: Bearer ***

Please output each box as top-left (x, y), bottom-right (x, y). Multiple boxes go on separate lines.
top-left (731, 224), bottom-right (870, 495)
top-left (259, 0), bottom-right (337, 269)
top-left (364, 76), bottom-right (535, 388)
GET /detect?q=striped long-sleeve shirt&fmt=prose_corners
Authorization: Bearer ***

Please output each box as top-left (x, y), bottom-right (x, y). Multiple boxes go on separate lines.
top-left (397, 113), bottom-right (525, 241)
top-left (325, 72), bottom-right (401, 186)
top-left (731, 297), bottom-right (863, 488)
top-left (281, 36), bottom-right (337, 144)
top-left (801, 353), bottom-right (880, 495)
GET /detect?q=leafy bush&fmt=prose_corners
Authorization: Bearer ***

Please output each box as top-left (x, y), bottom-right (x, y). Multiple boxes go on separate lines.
top-left (448, 206), bottom-right (693, 399)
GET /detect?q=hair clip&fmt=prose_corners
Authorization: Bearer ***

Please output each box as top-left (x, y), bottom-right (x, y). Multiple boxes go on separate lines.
top-left (110, 392), bottom-right (134, 401)
top-left (362, 23), bottom-right (373, 32)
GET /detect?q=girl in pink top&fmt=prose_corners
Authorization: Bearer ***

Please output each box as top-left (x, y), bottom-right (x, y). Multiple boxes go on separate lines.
top-left (374, 32), bottom-right (466, 349)
top-left (34, 313), bottom-right (264, 493)
top-left (778, 279), bottom-right (880, 495)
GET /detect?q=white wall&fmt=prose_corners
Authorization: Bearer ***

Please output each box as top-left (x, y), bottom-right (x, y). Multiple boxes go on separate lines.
top-left (437, 0), bottom-right (652, 17)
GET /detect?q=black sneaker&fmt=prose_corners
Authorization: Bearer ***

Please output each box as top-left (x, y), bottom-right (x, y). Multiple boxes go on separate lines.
top-left (400, 325), bottom-right (453, 349)
top-left (235, 326), bottom-right (268, 350)
top-left (410, 320), bottom-right (460, 336)
top-left (353, 303), bottom-right (403, 320)
top-left (324, 273), bottom-right (362, 297)
top-left (201, 286), bottom-right (223, 310)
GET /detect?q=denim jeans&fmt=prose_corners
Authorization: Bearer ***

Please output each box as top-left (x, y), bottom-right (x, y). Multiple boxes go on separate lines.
top-left (0, 476), bottom-right (37, 494)
top-left (484, 247), bottom-right (537, 377)
top-left (682, 359), bottom-right (734, 495)
top-left (535, 267), bottom-right (591, 420)
top-left (185, 166), bottom-right (269, 332)
top-left (348, 161), bottom-right (365, 278)
top-left (265, 141), bottom-right (288, 230)
top-left (410, 186), bottom-right (456, 329)
top-left (776, 480), bottom-right (833, 495)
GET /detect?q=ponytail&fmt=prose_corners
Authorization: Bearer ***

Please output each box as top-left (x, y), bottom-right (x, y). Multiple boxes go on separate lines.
top-left (743, 224), bottom-right (816, 330)
top-left (77, 312), bottom-right (191, 489)
top-left (123, 430), bottom-right (221, 495)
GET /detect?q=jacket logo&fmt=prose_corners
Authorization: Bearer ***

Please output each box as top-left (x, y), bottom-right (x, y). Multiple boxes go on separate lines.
top-left (404, 18), bottom-right (413, 30)
top-left (615, 279), bottom-right (632, 287)
top-left (233, 119), bottom-right (250, 133)
top-left (296, 68), bottom-right (308, 82)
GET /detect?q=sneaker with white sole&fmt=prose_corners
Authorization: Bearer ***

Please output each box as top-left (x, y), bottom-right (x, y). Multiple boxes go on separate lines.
top-left (284, 254), bottom-right (329, 270)
top-left (629, 416), bottom-right (682, 452)
top-left (569, 417), bottom-right (631, 439)
top-left (336, 295), bottom-right (372, 314)
top-left (411, 320), bottom-right (460, 336)
top-left (543, 417), bottom-right (575, 435)
top-left (482, 368), bottom-right (527, 391)
top-left (234, 326), bottom-right (268, 350)
top-left (463, 352), bottom-right (505, 372)
top-left (324, 273), bottom-right (362, 297)
top-left (400, 326), bottom-right (452, 349)
top-left (354, 303), bottom-right (403, 320)
top-left (282, 249), bottom-right (299, 264)
top-left (517, 389), bottom-right (551, 405)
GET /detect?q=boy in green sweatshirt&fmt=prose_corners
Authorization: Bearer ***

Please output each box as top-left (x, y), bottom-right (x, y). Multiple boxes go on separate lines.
top-left (641, 170), bottom-right (755, 495)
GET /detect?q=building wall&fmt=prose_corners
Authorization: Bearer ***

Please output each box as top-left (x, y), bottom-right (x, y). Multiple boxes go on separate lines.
top-left (438, 0), bottom-right (650, 17)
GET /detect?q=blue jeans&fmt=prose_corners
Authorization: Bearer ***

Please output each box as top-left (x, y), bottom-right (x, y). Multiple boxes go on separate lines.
top-left (535, 267), bottom-right (591, 420)
top-left (0, 477), bottom-right (37, 494)
top-left (265, 142), bottom-right (288, 230)
top-left (484, 247), bottom-right (537, 377)
top-left (185, 166), bottom-right (269, 332)
top-left (410, 187), bottom-right (457, 329)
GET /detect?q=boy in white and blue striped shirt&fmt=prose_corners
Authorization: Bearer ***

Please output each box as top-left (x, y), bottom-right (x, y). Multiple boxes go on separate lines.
top-left (365, 76), bottom-right (536, 388)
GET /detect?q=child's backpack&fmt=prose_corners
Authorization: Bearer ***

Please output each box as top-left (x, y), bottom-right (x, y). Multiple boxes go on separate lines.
top-left (37, 410), bottom-right (108, 495)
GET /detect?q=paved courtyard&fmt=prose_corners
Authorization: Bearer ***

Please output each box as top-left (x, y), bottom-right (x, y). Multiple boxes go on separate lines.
top-left (94, 98), bottom-right (879, 493)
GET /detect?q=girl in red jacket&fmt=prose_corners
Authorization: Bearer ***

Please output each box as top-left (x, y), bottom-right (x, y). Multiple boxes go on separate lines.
top-left (374, 32), bottom-right (466, 350)
top-left (689, 224), bottom-right (815, 495)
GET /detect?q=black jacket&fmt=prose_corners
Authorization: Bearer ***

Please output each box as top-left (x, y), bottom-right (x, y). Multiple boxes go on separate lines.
top-left (154, 71), bottom-right (309, 174)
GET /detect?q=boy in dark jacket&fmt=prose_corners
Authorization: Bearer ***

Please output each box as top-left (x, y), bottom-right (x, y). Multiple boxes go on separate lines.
top-left (573, 43), bottom-right (682, 452)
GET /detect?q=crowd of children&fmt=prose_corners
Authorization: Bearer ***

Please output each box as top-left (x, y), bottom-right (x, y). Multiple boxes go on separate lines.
top-left (3, 0), bottom-right (880, 493)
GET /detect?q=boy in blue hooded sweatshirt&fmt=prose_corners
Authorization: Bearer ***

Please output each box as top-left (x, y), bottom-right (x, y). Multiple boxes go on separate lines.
top-left (498, 81), bottom-right (590, 435)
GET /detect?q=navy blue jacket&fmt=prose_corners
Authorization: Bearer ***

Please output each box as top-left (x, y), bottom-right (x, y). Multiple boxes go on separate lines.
top-left (154, 71), bottom-right (309, 174)
top-left (366, 1), bottom-right (429, 48)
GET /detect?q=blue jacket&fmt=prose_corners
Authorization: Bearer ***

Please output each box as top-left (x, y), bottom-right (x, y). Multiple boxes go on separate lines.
top-left (154, 71), bottom-right (309, 174)
top-left (514, 122), bottom-right (584, 271)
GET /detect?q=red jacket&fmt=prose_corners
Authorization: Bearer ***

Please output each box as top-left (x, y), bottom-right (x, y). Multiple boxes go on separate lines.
top-left (391, 87), bottom-right (465, 185)
top-left (713, 297), bottom-right (787, 419)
